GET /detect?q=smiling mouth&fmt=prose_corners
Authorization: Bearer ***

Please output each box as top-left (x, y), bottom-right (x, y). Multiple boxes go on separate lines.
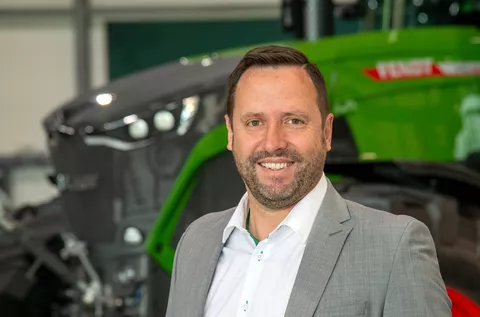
top-left (259, 162), bottom-right (294, 170)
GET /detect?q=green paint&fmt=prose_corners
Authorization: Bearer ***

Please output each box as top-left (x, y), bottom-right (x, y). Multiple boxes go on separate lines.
top-left (294, 26), bottom-right (479, 162)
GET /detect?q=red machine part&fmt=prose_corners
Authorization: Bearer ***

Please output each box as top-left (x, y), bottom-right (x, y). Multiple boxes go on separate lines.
top-left (447, 287), bottom-right (480, 317)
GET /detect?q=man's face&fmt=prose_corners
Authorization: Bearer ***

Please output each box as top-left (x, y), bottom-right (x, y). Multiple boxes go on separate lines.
top-left (225, 66), bottom-right (334, 210)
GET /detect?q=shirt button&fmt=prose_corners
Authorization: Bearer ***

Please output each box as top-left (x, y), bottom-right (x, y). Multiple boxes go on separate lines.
top-left (243, 300), bottom-right (249, 311)
top-left (257, 251), bottom-right (264, 261)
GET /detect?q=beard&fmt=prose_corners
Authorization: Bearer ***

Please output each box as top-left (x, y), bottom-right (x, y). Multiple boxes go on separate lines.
top-left (233, 137), bottom-right (327, 210)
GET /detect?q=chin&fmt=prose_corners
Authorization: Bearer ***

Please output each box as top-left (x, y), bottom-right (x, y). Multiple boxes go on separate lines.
top-left (260, 179), bottom-right (294, 192)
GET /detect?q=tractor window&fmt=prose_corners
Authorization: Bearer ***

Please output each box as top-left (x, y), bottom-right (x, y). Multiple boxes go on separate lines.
top-left (405, 0), bottom-right (480, 27)
top-left (194, 88), bottom-right (228, 135)
top-left (335, 0), bottom-right (480, 32)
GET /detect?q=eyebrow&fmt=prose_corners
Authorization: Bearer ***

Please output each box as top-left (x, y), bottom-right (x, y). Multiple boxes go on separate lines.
top-left (240, 112), bottom-right (266, 122)
top-left (282, 111), bottom-right (310, 119)
top-left (240, 111), bottom-right (310, 122)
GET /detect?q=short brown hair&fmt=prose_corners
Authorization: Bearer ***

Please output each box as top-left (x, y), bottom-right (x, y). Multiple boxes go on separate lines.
top-left (226, 45), bottom-right (330, 121)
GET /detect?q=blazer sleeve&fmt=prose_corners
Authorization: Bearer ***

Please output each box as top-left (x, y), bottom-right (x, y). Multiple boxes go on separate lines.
top-left (383, 219), bottom-right (452, 317)
top-left (165, 229), bottom-right (188, 317)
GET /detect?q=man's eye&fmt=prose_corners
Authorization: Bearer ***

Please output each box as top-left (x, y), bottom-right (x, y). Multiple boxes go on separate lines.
top-left (288, 119), bottom-right (304, 125)
top-left (247, 120), bottom-right (261, 127)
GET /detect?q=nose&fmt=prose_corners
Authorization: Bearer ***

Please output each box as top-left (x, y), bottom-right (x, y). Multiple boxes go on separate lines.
top-left (263, 123), bottom-right (288, 153)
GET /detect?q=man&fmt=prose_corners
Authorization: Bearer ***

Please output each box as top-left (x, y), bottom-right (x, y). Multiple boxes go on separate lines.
top-left (165, 45), bottom-right (452, 317)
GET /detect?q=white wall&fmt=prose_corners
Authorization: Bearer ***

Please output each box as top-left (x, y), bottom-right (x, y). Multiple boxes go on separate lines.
top-left (0, 17), bottom-right (107, 156)
top-left (9, 164), bottom-right (59, 208)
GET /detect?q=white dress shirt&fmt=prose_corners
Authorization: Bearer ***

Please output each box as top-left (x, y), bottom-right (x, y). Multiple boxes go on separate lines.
top-left (204, 174), bottom-right (328, 317)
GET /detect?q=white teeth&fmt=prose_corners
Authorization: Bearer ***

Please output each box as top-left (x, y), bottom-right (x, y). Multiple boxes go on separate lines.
top-left (260, 162), bottom-right (292, 170)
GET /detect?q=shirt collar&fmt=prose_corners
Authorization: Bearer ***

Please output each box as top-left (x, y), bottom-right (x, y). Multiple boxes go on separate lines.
top-left (222, 173), bottom-right (328, 244)
top-left (222, 191), bottom-right (249, 243)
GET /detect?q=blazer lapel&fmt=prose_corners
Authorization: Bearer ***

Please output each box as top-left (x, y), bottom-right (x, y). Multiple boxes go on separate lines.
top-left (284, 179), bottom-right (353, 317)
top-left (185, 210), bottom-right (234, 317)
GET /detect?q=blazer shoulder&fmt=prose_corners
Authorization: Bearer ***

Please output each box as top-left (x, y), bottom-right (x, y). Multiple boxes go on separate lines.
top-left (343, 199), bottom-right (436, 268)
top-left (345, 199), bottom-right (423, 235)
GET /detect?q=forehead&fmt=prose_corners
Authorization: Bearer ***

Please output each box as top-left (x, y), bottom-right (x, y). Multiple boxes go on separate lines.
top-left (238, 65), bottom-right (313, 89)
top-left (234, 66), bottom-right (318, 114)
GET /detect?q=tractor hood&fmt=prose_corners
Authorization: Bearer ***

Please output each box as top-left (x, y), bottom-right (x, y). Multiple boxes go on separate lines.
top-left (325, 160), bottom-right (480, 208)
top-left (43, 55), bottom-right (242, 135)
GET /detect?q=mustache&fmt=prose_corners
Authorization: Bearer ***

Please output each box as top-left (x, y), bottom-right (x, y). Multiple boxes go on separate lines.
top-left (248, 149), bottom-right (303, 164)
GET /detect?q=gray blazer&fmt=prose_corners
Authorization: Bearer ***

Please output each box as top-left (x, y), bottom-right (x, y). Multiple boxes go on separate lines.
top-left (165, 179), bottom-right (452, 317)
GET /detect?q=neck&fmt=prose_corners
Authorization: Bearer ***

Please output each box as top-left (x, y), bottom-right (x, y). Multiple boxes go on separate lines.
top-left (247, 195), bottom-right (295, 242)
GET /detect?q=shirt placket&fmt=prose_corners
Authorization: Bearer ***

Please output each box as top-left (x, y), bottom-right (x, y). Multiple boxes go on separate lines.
top-left (237, 237), bottom-right (270, 316)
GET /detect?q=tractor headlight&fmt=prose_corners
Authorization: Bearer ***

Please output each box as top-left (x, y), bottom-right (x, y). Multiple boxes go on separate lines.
top-left (123, 227), bottom-right (144, 245)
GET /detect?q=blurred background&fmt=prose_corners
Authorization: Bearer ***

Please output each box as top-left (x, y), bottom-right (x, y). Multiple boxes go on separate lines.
top-left (0, 0), bottom-right (479, 316)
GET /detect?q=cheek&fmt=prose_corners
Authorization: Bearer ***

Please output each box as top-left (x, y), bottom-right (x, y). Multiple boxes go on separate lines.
top-left (290, 131), bottom-right (320, 148)
top-left (232, 133), bottom-right (256, 157)
top-left (289, 133), bottom-right (325, 158)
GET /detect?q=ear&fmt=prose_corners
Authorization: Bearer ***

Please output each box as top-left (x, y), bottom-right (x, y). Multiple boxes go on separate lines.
top-left (323, 113), bottom-right (334, 152)
top-left (225, 114), bottom-right (233, 151)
